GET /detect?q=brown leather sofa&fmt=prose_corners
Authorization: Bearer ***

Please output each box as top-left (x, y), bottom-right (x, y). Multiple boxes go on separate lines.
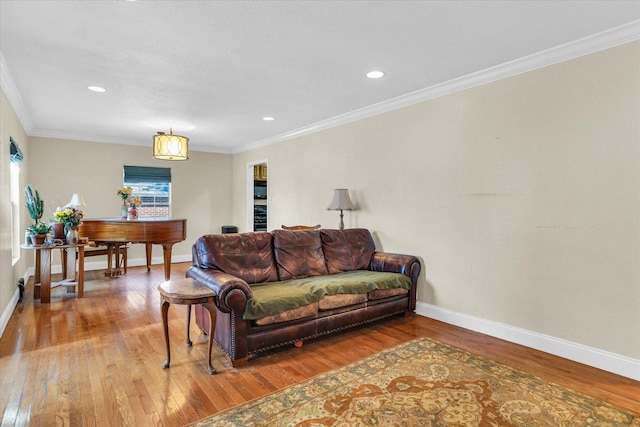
top-left (187, 228), bottom-right (421, 367)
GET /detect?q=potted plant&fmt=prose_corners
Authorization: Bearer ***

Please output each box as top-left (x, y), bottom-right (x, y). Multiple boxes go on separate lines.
top-left (25, 184), bottom-right (47, 245)
top-left (25, 184), bottom-right (43, 221)
top-left (26, 222), bottom-right (51, 246)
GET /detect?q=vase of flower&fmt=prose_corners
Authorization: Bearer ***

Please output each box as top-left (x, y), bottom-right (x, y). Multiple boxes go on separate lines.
top-left (66, 226), bottom-right (79, 245)
top-left (118, 187), bottom-right (133, 219)
top-left (67, 226), bottom-right (80, 245)
top-left (128, 206), bottom-right (138, 220)
top-left (53, 207), bottom-right (85, 244)
top-left (51, 222), bottom-right (66, 240)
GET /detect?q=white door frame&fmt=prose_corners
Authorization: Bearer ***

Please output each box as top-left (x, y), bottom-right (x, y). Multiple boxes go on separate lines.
top-left (246, 159), bottom-right (269, 232)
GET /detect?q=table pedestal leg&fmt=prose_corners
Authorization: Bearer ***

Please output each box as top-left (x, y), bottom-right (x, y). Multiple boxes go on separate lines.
top-left (40, 249), bottom-right (52, 304)
top-left (34, 249), bottom-right (42, 300)
top-left (77, 246), bottom-right (84, 298)
top-left (161, 299), bottom-right (171, 369)
top-left (203, 302), bottom-right (217, 375)
top-left (186, 304), bottom-right (192, 347)
top-left (65, 247), bottom-right (77, 293)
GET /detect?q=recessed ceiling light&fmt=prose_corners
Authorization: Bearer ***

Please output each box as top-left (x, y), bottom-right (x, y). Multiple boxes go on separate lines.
top-left (262, 116), bottom-right (275, 121)
top-left (366, 71), bottom-right (385, 79)
top-left (88, 86), bottom-right (106, 93)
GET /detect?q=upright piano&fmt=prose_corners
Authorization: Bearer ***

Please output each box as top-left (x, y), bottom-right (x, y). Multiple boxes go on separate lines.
top-left (79, 218), bottom-right (187, 280)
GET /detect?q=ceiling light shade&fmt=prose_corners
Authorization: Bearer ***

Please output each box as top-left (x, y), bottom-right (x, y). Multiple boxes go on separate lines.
top-left (153, 128), bottom-right (189, 161)
top-left (327, 189), bottom-right (356, 230)
top-left (366, 70), bottom-right (384, 79)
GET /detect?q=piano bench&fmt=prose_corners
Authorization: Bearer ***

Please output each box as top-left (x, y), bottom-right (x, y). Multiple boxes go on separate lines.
top-left (63, 242), bottom-right (128, 277)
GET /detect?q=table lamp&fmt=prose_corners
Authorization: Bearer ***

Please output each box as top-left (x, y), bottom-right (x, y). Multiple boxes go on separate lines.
top-left (327, 189), bottom-right (355, 230)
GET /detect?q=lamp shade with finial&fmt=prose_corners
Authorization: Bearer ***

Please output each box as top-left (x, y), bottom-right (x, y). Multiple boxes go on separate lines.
top-left (327, 189), bottom-right (355, 230)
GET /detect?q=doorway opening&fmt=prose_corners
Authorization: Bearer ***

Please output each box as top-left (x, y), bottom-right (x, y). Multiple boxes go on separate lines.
top-left (247, 160), bottom-right (268, 231)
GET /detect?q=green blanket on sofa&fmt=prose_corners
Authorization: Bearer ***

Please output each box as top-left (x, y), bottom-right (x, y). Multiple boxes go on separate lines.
top-left (243, 270), bottom-right (411, 320)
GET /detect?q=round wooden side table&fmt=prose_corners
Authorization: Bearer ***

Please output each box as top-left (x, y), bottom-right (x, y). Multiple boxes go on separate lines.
top-left (158, 278), bottom-right (218, 374)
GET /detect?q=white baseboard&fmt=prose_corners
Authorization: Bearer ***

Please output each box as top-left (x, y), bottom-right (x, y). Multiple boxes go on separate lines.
top-left (39, 253), bottom-right (193, 275)
top-left (80, 254), bottom-right (192, 272)
top-left (415, 302), bottom-right (640, 381)
top-left (0, 285), bottom-right (21, 340)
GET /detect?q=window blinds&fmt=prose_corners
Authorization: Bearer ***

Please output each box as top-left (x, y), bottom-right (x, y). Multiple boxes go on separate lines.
top-left (123, 165), bottom-right (171, 183)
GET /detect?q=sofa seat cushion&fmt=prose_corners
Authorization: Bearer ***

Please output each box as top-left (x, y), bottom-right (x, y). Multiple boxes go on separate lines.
top-left (319, 293), bottom-right (367, 310)
top-left (368, 287), bottom-right (408, 300)
top-left (254, 303), bottom-right (318, 326)
top-left (243, 270), bottom-right (411, 320)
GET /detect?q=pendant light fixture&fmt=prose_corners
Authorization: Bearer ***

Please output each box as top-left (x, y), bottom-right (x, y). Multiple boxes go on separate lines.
top-left (153, 128), bottom-right (189, 161)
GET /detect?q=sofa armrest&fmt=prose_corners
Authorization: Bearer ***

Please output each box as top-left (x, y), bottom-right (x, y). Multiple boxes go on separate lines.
top-left (186, 266), bottom-right (252, 314)
top-left (370, 252), bottom-right (421, 284)
top-left (371, 252), bottom-right (421, 312)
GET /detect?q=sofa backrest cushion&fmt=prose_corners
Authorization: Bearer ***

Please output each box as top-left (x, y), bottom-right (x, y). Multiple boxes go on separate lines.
top-left (193, 232), bottom-right (278, 284)
top-left (272, 229), bottom-right (329, 280)
top-left (320, 228), bottom-right (375, 274)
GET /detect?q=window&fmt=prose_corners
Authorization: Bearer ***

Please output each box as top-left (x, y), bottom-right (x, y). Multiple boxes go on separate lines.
top-left (10, 137), bottom-right (23, 263)
top-left (11, 163), bottom-right (20, 262)
top-left (123, 165), bottom-right (171, 218)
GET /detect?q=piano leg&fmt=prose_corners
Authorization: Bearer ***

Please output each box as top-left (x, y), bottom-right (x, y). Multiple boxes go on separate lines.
top-left (161, 243), bottom-right (176, 280)
top-left (114, 245), bottom-right (121, 274)
top-left (106, 244), bottom-right (114, 275)
top-left (145, 243), bottom-right (152, 272)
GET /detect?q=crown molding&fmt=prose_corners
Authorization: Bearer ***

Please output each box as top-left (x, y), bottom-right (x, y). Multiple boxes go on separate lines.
top-left (233, 19), bottom-right (640, 154)
top-left (3, 19), bottom-right (639, 155)
top-left (28, 128), bottom-right (233, 155)
top-left (0, 51), bottom-right (33, 133)
top-left (30, 127), bottom-right (151, 148)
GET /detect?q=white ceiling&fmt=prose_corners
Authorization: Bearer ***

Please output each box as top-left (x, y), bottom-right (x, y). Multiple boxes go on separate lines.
top-left (1, 1), bottom-right (639, 154)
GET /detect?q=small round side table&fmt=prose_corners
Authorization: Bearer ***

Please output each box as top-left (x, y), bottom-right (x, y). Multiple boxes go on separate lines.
top-left (158, 278), bottom-right (217, 374)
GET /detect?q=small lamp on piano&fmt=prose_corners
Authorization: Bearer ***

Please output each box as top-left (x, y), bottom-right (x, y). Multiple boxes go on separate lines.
top-left (65, 193), bottom-right (86, 208)
top-left (327, 189), bottom-right (356, 230)
top-left (153, 128), bottom-right (189, 161)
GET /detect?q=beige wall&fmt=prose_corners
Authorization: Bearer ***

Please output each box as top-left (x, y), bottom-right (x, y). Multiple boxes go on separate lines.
top-left (0, 88), bottom-right (29, 325)
top-left (232, 41), bottom-right (640, 359)
top-left (2, 41), bottom-right (638, 362)
top-left (27, 137), bottom-right (233, 264)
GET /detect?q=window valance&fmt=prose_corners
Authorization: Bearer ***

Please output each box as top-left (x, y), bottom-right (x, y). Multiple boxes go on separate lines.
top-left (10, 137), bottom-right (23, 164)
top-left (123, 165), bottom-right (171, 183)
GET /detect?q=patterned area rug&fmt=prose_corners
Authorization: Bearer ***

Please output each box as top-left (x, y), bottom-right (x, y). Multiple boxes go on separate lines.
top-left (192, 337), bottom-right (639, 426)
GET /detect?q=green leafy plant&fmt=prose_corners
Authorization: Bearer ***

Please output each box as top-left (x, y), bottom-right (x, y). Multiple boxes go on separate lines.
top-left (25, 184), bottom-right (44, 225)
top-left (26, 222), bottom-right (51, 235)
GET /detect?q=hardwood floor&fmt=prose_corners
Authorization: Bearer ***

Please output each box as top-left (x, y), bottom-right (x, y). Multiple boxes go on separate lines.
top-left (1, 262), bottom-right (638, 426)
